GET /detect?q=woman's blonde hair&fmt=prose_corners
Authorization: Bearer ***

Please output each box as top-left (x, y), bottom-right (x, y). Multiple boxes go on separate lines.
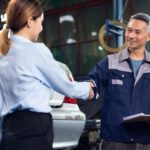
top-left (0, 0), bottom-right (43, 55)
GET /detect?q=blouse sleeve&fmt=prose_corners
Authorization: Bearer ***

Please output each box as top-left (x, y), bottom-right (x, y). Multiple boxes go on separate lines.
top-left (31, 43), bottom-right (90, 100)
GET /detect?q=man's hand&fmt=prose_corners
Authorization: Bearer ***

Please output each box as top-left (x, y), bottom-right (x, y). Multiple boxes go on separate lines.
top-left (88, 82), bottom-right (95, 100)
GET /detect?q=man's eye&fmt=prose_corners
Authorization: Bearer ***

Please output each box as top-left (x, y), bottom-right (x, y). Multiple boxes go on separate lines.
top-left (136, 31), bottom-right (141, 34)
top-left (127, 30), bottom-right (132, 32)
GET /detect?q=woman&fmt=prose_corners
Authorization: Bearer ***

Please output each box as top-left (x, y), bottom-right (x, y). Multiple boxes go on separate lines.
top-left (0, 0), bottom-right (93, 150)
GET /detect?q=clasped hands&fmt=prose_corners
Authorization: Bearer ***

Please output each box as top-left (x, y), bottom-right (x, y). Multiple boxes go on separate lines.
top-left (88, 81), bottom-right (95, 100)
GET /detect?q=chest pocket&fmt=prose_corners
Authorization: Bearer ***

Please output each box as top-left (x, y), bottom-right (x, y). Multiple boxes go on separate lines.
top-left (109, 70), bottom-right (133, 94)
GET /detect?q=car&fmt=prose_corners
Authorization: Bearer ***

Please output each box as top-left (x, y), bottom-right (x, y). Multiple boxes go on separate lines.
top-left (72, 77), bottom-right (102, 150)
top-left (49, 62), bottom-right (86, 150)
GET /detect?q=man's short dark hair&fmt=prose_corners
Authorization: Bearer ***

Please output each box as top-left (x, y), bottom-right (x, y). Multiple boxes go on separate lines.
top-left (130, 13), bottom-right (150, 25)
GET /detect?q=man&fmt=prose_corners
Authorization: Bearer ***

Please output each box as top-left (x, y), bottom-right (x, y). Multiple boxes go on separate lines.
top-left (88, 13), bottom-right (150, 150)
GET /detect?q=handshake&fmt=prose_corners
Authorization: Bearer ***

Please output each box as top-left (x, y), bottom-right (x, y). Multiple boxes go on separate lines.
top-left (88, 81), bottom-right (95, 100)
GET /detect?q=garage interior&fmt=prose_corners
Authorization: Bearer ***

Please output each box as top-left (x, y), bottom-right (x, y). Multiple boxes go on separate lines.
top-left (1, 0), bottom-right (150, 150)
top-left (1, 0), bottom-right (150, 77)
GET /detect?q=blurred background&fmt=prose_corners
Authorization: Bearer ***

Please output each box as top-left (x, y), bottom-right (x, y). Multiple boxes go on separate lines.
top-left (1, 0), bottom-right (150, 78)
top-left (1, 1), bottom-right (150, 149)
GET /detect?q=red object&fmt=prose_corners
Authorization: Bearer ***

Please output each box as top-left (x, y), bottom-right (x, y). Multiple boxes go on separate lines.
top-left (63, 73), bottom-right (77, 103)
top-left (64, 97), bottom-right (77, 104)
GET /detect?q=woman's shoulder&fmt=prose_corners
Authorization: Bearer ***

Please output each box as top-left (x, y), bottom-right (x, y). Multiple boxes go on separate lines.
top-left (27, 42), bottom-right (53, 58)
top-left (26, 41), bottom-right (46, 48)
top-left (17, 41), bottom-right (49, 54)
top-left (31, 42), bottom-right (49, 51)
top-left (33, 42), bottom-right (51, 53)
top-left (11, 41), bottom-right (51, 59)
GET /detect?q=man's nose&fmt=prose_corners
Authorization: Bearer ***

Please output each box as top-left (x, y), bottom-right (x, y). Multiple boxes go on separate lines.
top-left (128, 32), bottom-right (136, 38)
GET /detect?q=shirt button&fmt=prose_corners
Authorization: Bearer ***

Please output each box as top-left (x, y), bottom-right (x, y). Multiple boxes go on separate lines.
top-left (144, 67), bottom-right (147, 70)
top-left (130, 138), bottom-right (134, 141)
top-left (122, 74), bottom-right (124, 78)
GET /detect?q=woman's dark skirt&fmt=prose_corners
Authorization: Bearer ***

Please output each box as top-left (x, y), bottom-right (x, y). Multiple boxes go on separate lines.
top-left (0, 110), bottom-right (53, 150)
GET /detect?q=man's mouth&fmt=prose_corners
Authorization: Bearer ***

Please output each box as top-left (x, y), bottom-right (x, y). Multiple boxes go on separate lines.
top-left (127, 40), bottom-right (136, 44)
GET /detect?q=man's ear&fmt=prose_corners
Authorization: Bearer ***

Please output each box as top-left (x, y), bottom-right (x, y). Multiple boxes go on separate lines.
top-left (26, 17), bottom-right (34, 28)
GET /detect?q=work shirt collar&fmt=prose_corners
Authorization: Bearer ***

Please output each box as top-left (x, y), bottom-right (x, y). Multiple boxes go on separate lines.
top-left (118, 48), bottom-right (150, 63)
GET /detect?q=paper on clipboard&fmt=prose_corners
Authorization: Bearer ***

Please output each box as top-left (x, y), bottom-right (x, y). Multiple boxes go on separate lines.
top-left (123, 113), bottom-right (150, 123)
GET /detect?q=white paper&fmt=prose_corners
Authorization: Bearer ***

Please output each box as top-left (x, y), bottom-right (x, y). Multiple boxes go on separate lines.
top-left (123, 113), bottom-right (150, 122)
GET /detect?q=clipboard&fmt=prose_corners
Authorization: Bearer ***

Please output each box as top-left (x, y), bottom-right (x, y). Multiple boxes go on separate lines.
top-left (123, 113), bottom-right (150, 123)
